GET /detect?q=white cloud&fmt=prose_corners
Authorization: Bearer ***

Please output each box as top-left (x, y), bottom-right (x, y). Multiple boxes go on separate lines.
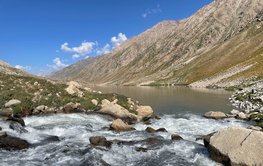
top-left (72, 54), bottom-right (80, 59)
top-left (61, 41), bottom-right (96, 55)
top-left (47, 58), bottom-right (68, 70)
top-left (142, 4), bottom-right (162, 18)
top-left (15, 65), bottom-right (31, 71)
top-left (96, 43), bottom-right (111, 55)
top-left (111, 33), bottom-right (127, 48)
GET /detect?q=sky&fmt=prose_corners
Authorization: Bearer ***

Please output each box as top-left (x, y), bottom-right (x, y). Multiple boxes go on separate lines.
top-left (0, 0), bottom-right (213, 75)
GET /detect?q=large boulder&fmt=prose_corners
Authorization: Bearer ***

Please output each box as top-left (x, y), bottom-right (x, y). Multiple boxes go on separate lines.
top-left (99, 99), bottom-right (137, 121)
top-left (89, 136), bottom-right (112, 148)
top-left (65, 81), bottom-right (84, 97)
top-left (0, 108), bottom-right (13, 117)
top-left (204, 111), bottom-right (227, 119)
top-left (0, 132), bottom-right (30, 150)
top-left (63, 102), bottom-right (81, 113)
top-left (4, 99), bottom-right (21, 107)
top-left (136, 106), bottom-right (154, 120)
top-left (204, 127), bottom-right (263, 166)
top-left (110, 119), bottom-right (135, 132)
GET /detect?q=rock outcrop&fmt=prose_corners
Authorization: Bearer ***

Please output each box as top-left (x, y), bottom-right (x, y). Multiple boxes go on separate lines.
top-left (204, 127), bottom-right (263, 166)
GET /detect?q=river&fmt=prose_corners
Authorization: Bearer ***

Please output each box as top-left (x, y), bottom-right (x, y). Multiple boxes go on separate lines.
top-left (0, 87), bottom-right (249, 166)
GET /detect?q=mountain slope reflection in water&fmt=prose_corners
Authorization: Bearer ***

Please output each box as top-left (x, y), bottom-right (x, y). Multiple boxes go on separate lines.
top-left (0, 113), bottom-right (248, 166)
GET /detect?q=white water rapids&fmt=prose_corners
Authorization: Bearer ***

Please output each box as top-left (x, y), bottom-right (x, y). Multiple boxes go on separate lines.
top-left (0, 113), bottom-right (249, 166)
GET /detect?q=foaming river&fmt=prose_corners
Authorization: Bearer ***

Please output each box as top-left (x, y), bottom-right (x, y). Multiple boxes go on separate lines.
top-left (0, 87), bottom-right (249, 166)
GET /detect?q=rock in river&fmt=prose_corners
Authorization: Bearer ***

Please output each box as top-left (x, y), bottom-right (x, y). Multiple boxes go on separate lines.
top-left (110, 119), bottom-right (135, 132)
top-left (204, 127), bottom-right (263, 166)
top-left (204, 111), bottom-right (227, 119)
top-left (89, 136), bottom-right (112, 148)
top-left (0, 132), bottom-right (30, 150)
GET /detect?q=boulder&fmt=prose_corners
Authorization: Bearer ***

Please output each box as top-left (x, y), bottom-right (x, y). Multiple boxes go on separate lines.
top-left (110, 119), bottom-right (135, 132)
top-left (99, 99), bottom-right (137, 121)
top-left (4, 99), bottom-right (21, 107)
top-left (230, 109), bottom-right (240, 115)
top-left (237, 112), bottom-right (247, 120)
top-left (89, 136), bottom-right (112, 148)
top-left (0, 132), bottom-right (30, 150)
top-left (65, 81), bottom-right (84, 97)
top-left (171, 134), bottom-right (183, 141)
top-left (145, 127), bottom-right (156, 133)
top-left (136, 106), bottom-right (154, 120)
top-left (0, 108), bottom-right (13, 117)
top-left (63, 102), bottom-right (81, 113)
top-left (204, 127), bottom-right (263, 166)
top-left (204, 111), bottom-right (227, 119)
top-left (91, 99), bottom-right (98, 106)
top-left (6, 116), bottom-right (25, 127)
top-left (145, 127), bottom-right (168, 133)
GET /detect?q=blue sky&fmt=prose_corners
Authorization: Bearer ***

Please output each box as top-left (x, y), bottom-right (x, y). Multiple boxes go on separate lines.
top-left (0, 0), bottom-right (213, 75)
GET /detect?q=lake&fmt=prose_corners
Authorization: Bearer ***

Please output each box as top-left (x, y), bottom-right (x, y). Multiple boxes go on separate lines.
top-left (92, 86), bottom-right (233, 115)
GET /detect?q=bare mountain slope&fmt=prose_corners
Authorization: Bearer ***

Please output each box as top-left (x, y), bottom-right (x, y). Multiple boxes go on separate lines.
top-left (50, 0), bottom-right (263, 87)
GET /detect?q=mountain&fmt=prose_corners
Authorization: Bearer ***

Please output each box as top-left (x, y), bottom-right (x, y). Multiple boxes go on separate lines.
top-left (50, 0), bottom-right (263, 88)
top-left (0, 60), bottom-right (29, 76)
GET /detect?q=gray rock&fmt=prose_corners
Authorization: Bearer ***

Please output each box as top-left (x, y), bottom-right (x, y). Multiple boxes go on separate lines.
top-left (4, 99), bottom-right (21, 107)
top-left (171, 134), bottom-right (183, 141)
top-left (204, 127), bottom-right (263, 166)
top-left (0, 132), bottom-right (30, 150)
top-left (237, 112), bottom-right (247, 120)
top-left (91, 99), bottom-right (98, 106)
top-left (89, 136), bottom-right (112, 148)
top-left (0, 108), bottom-right (13, 117)
top-left (230, 109), bottom-right (240, 115)
top-left (110, 119), bottom-right (135, 132)
top-left (204, 111), bottom-right (227, 119)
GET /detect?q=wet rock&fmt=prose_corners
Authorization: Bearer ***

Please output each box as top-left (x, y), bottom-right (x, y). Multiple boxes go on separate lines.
top-left (156, 128), bottom-right (168, 132)
top-left (145, 127), bottom-right (168, 133)
top-left (135, 147), bottom-right (148, 152)
top-left (0, 132), bottom-right (30, 150)
top-left (171, 134), bottom-right (183, 141)
top-left (9, 122), bottom-right (28, 133)
top-left (204, 111), bottom-right (227, 119)
top-left (136, 106), bottom-right (154, 120)
top-left (0, 108), bottom-right (13, 117)
top-left (0, 126), bottom-right (2, 131)
top-left (33, 135), bottom-right (60, 147)
top-left (145, 127), bottom-right (156, 133)
top-left (110, 119), bottom-right (135, 132)
top-left (4, 99), bottom-right (21, 107)
top-left (204, 127), bottom-right (263, 166)
top-left (6, 116), bottom-right (25, 127)
top-left (89, 136), bottom-right (112, 148)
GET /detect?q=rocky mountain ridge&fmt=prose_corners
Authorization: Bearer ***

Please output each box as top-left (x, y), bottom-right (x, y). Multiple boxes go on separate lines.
top-left (50, 0), bottom-right (263, 87)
